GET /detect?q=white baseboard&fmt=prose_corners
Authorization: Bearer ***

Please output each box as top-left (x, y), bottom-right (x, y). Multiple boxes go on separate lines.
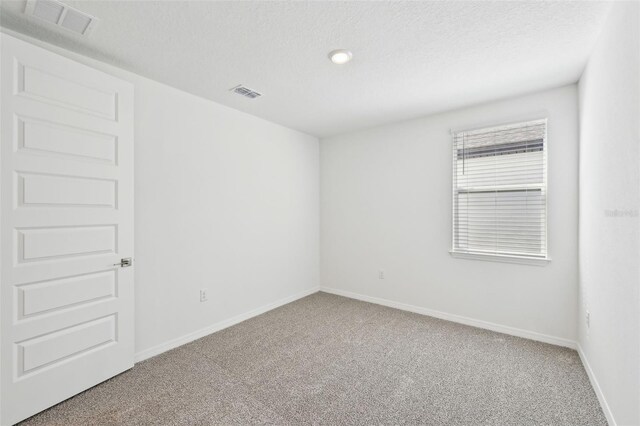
top-left (134, 286), bottom-right (320, 363)
top-left (577, 343), bottom-right (616, 426)
top-left (320, 286), bottom-right (576, 349)
top-left (135, 285), bottom-right (614, 424)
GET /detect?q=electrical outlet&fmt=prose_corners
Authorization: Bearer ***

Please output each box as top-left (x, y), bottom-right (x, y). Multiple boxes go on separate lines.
top-left (379, 270), bottom-right (385, 280)
top-left (200, 288), bottom-right (208, 302)
top-left (586, 311), bottom-right (590, 328)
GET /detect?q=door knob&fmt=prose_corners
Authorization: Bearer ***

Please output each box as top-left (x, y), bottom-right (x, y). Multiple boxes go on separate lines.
top-left (113, 258), bottom-right (132, 267)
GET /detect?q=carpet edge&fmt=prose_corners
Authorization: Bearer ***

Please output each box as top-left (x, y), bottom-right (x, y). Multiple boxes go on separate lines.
top-left (319, 286), bottom-right (577, 349)
top-left (577, 343), bottom-right (617, 426)
top-left (134, 286), bottom-right (321, 363)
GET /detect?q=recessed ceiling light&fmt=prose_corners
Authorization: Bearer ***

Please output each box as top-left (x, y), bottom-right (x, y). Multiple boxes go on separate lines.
top-left (329, 49), bottom-right (353, 65)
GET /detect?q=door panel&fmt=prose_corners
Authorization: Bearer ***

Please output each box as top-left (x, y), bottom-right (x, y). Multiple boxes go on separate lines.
top-left (18, 315), bottom-right (116, 375)
top-left (19, 172), bottom-right (117, 207)
top-left (18, 270), bottom-right (116, 318)
top-left (18, 116), bottom-right (117, 163)
top-left (1, 34), bottom-right (134, 425)
top-left (17, 60), bottom-right (117, 119)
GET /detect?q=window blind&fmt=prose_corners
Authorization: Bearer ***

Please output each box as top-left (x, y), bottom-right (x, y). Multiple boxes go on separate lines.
top-left (451, 119), bottom-right (548, 260)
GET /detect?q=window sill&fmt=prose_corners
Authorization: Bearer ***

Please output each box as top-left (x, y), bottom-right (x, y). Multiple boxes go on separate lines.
top-left (449, 250), bottom-right (551, 266)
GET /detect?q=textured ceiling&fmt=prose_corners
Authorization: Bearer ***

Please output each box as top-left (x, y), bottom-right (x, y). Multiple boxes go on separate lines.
top-left (0, 1), bottom-right (611, 137)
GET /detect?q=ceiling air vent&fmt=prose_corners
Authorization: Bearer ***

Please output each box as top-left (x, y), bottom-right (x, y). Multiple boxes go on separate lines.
top-left (25, 0), bottom-right (98, 36)
top-left (230, 85), bottom-right (262, 99)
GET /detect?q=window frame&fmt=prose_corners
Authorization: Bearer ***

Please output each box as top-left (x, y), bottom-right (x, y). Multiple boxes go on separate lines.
top-left (449, 118), bottom-right (550, 266)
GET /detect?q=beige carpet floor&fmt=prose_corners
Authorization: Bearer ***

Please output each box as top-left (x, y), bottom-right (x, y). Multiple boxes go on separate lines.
top-left (21, 292), bottom-right (606, 425)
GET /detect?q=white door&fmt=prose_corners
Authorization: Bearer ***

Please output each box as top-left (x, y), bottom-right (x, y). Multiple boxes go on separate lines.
top-left (0, 34), bottom-right (134, 425)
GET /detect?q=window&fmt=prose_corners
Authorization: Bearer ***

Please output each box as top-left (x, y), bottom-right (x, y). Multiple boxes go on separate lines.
top-left (451, 119), bottom-right (548, 262)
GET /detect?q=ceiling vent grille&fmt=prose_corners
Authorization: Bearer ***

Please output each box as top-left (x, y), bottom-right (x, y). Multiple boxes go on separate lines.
top-left (230, 85), bottom-right (262, 99)
top-left (25, 0), bottom-right (98, 36)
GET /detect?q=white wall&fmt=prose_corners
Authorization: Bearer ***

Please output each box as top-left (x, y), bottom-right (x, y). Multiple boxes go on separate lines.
top-left (133, 77), bottom-right (320, 357)
top-left (577, 1), bottom-right (640, 424)
top-left (1, 29), bottom-right (320, 358)
top-left (321, 85), bottom-right (579, 344)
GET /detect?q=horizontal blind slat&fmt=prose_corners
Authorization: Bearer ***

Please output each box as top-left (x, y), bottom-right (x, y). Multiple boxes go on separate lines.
top-left (452, 119), bottom-right (547, 259)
